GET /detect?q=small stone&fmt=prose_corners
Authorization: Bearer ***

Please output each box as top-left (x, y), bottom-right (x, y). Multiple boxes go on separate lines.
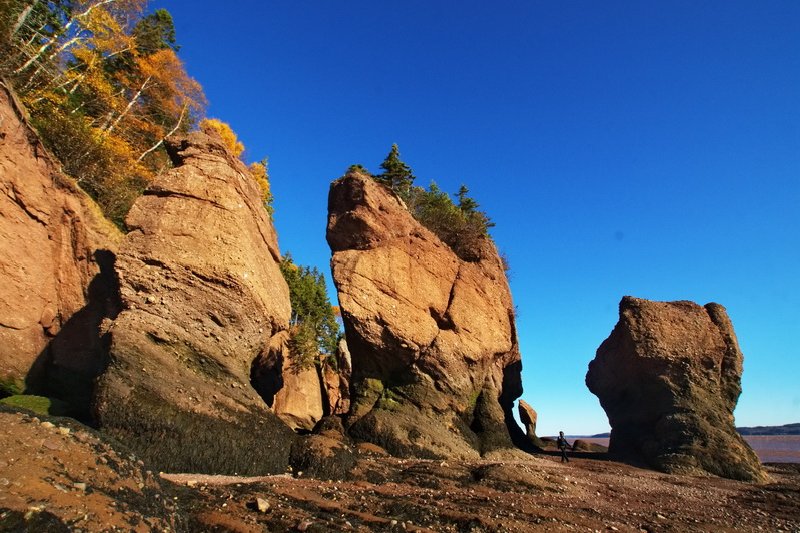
top-left (255, 497), bottom-right (270, 513)
top-left (146, 295), bottom-right (156, 304)
top-left (74, 482), bottom-right (87, 491)
top-left (390, 520), bottom-right (398, 526)
top-left (58, 427), bottom-right (71, 436)
top-left (186, 480), bottom-right (197, 488)
top-left (41, 421), bottom-right (55, 429)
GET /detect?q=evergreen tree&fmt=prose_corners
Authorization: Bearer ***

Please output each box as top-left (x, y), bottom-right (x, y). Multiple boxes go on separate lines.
top-left (456, 184), bottom-right (479, 214)
top-left (279, 254), bottom-right (340, 369)
top-left (133, 8), bottom-right (179, 54)
top-left (377, 143), bottom-right (415, 198)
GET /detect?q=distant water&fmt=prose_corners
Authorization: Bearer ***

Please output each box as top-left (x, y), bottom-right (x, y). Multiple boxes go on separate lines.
top-left (574, 436), bottom-right (800, 463)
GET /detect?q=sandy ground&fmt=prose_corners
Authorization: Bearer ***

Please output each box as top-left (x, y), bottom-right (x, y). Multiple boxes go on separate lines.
top-left (1, 408), bottom-right (799, 532)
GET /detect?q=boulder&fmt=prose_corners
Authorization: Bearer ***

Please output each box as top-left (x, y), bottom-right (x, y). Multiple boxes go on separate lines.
top-left (327, 171), bottom-right (523, 459)
top-left (92, 132), bottom-right (295, 474)
top-left (271, 347), bottom-right (324, 431)
top-left (0, 81), bottom-right (119, 414)
top-left (586, 296), bottom-right (766, 482)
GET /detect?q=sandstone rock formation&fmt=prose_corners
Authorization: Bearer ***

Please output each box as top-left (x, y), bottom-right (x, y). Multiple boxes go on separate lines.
top-left (0, 81), bottom-right (119, 413)
top-left (327, 171), bottom-right (523, 458)
top-left (92, 132), bottom-right (295, 474)
top-left (270, 346), bottom-right (324, 431)
top-left (321, 338), bottom-right (352, 416)
top-left (518, 400), bottom-right (543, 447)
top-left (586, 296), bottom-right (766, 482)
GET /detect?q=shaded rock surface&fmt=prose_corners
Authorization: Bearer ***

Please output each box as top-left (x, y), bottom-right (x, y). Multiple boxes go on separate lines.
top-left (0, 81), bottom-right (120, 414)
top-left (92, 132), bottom-right (295, 474)
top-left (327, 171), bottom-right (523, 459)
top-left (321, 338), bottom-right (352, 416)
top-left (586, 296), bottom-right (766, 482)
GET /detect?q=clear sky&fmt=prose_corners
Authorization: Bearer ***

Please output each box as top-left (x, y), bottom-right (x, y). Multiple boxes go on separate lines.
top-left (152, 0), bottom-right (799, 436)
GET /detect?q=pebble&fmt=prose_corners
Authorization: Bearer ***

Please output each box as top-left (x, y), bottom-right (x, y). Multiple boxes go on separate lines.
top-left (58, 427), bottom-right (70, 436)
top-left (255, 497), bottom-right (270, 513)
top-left (74, 482), bottom-right (87, 491)
top-left (41, 421), bottom-right (55, 429)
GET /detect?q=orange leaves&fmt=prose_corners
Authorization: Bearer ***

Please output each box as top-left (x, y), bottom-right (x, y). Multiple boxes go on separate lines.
top-left (200, 118), bottom-right (274, 216)
top-left (200, 118), bottom-right (245, 157)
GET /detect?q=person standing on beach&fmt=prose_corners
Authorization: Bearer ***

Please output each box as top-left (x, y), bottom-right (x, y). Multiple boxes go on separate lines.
top-left (557, 431), bottom-right (571, 463)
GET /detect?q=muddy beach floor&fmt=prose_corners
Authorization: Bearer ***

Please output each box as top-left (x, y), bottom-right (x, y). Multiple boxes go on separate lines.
top-left (1, 409), bottom-right (798, 532)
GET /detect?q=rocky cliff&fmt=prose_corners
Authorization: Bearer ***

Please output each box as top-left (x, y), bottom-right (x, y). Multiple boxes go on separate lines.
top-left (0, 81), bottom-right (119, 414)
top-left (92, 132), bottom-right (296, 474)
top-left (327, 171), bottom-right (523, 458)
top-left (586, 296), bottom-right (766, 482)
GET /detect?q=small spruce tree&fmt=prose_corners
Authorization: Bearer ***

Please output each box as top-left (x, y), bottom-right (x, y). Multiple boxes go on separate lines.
top-left (377, 143), bottom-right (415, 199)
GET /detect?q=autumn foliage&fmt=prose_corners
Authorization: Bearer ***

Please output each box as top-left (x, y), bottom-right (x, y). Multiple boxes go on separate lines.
top-left (1, 1), bottom-right (271, 225)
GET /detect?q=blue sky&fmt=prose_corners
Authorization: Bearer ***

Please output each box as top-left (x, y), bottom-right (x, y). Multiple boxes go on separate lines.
top-left (153, 1), bottom-right (799, 436)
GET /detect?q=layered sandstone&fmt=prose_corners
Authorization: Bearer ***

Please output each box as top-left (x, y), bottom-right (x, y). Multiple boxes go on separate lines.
top-left (92, 132), bottom-right (295, 474)
top-left (327, 171), bottom-right (523, 458)
top-left (0, 81), bottom-right (119, 412)
top-left (586, 296), bottom-right (766, 482)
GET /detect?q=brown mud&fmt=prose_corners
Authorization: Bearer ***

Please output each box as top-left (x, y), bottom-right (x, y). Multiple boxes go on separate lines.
top-left (2, 408), bottom-right (799, 532)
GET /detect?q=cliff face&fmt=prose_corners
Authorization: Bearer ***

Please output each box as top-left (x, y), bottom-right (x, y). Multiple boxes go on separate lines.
top-left (327, 172), bottom-right (523, 458)
top-left (92, 132), bottom-right (296, 474)
top-left (586, 296), bottom-right (766, 482)
top-left (0, 81), bottom-right (119, 411)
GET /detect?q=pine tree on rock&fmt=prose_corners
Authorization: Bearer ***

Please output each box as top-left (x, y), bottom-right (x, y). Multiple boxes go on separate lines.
top-left (378, 143), bottom-right (415, 199)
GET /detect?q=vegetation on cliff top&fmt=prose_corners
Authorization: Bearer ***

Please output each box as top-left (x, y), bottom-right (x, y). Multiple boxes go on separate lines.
top-left (354, 144), bottom-right (496, 262)
top-left (0, 0), bottom-right (272, 225)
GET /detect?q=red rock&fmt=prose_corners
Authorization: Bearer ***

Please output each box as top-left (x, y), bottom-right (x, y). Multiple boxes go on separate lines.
top-left (92, 131), bottom-right (295, 474)
top-left (0, 81), bottom-right (119, 410)
top-left (586, 296), bottom-right (766, 482)
top-left (327, 171), bottom-right (523, 458)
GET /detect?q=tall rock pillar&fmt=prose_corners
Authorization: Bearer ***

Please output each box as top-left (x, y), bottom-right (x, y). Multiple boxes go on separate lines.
top-left (327, 171), bottom-right (523, 458)
top-left (586, 296), bottom-right (766, 482)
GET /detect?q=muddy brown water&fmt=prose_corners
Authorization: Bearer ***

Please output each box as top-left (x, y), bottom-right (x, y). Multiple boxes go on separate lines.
top-left (574, 435), bottom-right (800, 463)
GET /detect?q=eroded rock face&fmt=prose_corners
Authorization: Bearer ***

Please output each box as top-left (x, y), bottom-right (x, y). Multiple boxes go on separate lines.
top-left (518, 400), bottom-right (538, 440)
top-left (322, 338), bottom-right (352, 416)
top-left (586, 296), bottom-right (766, 482)
top-left (92, 132), bottom-right (295, 474)
top-left (0, 82), bottom-right (119, 412)
top-left (327, 171), bottom-right (523, 459)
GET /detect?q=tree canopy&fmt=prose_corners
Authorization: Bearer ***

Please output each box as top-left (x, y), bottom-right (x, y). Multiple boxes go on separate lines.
top-left (0, 1), bottom-right (273, 227)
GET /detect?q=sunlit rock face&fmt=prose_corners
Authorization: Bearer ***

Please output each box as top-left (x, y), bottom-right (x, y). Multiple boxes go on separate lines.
top-left (93, 132), bottom-right (296, 474)
top-left (586, 296), bottom-right (766, 482)
top-left (327, 171), bottom-right (523, 459)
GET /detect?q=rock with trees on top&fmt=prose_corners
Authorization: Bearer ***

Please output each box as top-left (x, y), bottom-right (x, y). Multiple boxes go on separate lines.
top-left (327, 149), bottom-right (524, 459)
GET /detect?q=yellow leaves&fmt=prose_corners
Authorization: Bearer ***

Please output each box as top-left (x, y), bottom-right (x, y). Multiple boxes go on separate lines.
top-left (248, 159), bottom-right (274, 214)
top-left (200, 118), bottom-right (244, 157)
top-left (199, 119), bottom-right (274, 215)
